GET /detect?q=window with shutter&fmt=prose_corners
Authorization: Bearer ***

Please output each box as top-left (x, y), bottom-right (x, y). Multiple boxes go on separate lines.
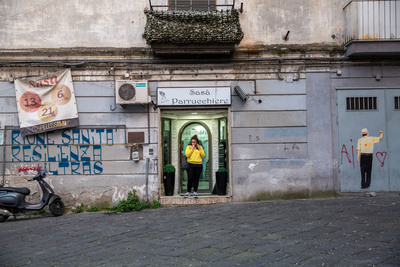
top-left (169, 0), bottom-right (216, 11)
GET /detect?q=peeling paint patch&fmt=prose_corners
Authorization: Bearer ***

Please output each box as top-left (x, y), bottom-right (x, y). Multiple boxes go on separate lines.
top-left (270, 159), bottom-right (306, 168)
top-left (248, 162), bottom-right (258, 171)
top-left (264, 128), bottom-right (307, 138)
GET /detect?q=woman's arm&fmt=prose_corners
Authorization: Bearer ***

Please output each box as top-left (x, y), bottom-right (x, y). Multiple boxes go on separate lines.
top-left (199, 146), bottom-right (206, 158)
top-left (185, 145), bottom-right (194, 157)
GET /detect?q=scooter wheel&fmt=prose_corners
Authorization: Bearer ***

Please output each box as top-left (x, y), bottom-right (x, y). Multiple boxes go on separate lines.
top-left (0, 214), bottom-right (9, 222)
top-left (49, 199), bottom-right (65, 217)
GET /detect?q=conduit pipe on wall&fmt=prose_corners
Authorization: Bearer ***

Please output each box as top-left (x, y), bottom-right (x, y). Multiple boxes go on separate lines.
top-left (145, 103), bottom-right (151, 203)
top-left (146, 157), bottom-right (149, 203)
top-left (0, 56), bottom-right (351, 66)
top-left (1, 126), bottom-right (19, 186)
top-left (1, 127), bottom-right (6, 186)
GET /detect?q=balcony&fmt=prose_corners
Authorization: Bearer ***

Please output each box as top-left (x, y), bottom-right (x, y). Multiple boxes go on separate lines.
top-left (344, 0), bottom-right (400, 57)
top-left (143, 1), bottom-right (243, 55)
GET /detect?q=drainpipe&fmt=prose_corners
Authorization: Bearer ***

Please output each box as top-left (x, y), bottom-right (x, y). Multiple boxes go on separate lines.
top-left (145, 103), bottom-right (151, 203)
top-left (145, 157), bottom-right (149, 203)
top-left (1, 127), bottom-right (6, 186)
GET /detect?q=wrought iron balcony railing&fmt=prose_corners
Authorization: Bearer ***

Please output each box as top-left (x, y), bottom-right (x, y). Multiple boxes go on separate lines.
top-left (344, 0), bottom-right (400, 44)
top-left (148, 0), bottom-right (236, 12)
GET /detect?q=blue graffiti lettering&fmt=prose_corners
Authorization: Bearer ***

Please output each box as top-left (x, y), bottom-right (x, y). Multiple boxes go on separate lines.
top-left (72, 129), bottom-right (80, 144)
top-left (80, 145), bottom-right (90, 161)
top-left (106, 129), bottom-right (114, 144)
top-left (58, 145), bottom-right (69, 162)
top-left (70, 146), bottom-right (79, 161)
top-left (82, 161), bottom-right (91, 174)
top-left (61, 130), bottom-right (71, 144)
top-left (36, 133), bottom-right (45, 145)
top-left (26, 135), bottom-right (36, 145)
top-left (12, 130), bottom-right (21, 145)
top-left (59, 162), bottom-right (69, 175)
top-left (32, 145), bottom-right (42, 161)
top-left (47, 163), bottom-right (58, 175)
top-left (22, 145), bottom-right (31, 162)
top-left (96, 129), bottom-right (105, 144)
top-left (9, 129), bottom-right (116, 175)
top-left (94, 161), bottom-right (103, 174)
top-left (82, 129), bottom-right (90, 144)
top-left (46, 145), bottom-right (56, 162)
top-left (93, 145), bottom-right (102, 161)
top-left (11, 146), bottom-right (21, 162)
top-left (71, 162), bottom-right (80, 175)
top-left (47, 134), bottom-right (55, 145)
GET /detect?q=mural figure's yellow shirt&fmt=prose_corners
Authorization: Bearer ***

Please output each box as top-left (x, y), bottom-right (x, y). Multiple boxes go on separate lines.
top-left (357, 136), bottom-right (380, 154)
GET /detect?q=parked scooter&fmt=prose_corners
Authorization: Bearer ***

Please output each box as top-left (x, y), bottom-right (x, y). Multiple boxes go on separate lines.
top-left (0, 170), bottom-right (64, 222)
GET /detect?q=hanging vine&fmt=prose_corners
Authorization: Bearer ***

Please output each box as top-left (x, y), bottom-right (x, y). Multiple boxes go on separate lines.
top-left (143, 10), bottom-right (244, 45)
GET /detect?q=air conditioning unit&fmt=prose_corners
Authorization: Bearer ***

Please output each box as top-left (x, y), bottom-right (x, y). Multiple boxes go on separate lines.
top-left (115, 80), bottom-right (150, 104)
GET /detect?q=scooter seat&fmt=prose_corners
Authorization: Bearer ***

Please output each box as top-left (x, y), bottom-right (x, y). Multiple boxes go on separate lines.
top-left (0, 187), bottom-right (31, 195)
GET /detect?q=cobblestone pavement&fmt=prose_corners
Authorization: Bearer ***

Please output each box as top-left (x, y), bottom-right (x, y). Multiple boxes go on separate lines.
top-left (1, 194), bottom-right (399, 266)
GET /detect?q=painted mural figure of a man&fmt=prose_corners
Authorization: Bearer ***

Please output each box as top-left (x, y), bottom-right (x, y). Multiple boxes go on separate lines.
top-left (357, 128), bottom-right (383, 189)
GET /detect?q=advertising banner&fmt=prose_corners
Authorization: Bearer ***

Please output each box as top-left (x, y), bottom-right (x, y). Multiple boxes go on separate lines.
top-left (14, 69), bottom-right (79, 136)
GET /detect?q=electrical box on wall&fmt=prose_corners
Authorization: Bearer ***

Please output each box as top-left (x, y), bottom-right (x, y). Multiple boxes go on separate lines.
top-left (115, 80), bottom-right (150, 104)
top-left (130, 145), bottom-right (143, 161)
top-left (131, 151), bottom-right (139, 161)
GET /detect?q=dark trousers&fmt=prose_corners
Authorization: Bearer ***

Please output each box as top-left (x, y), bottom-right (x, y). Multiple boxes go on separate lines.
top-left (360, 154), bottom-right (373, 189)
top-left (187, 163), bottom-right (203, 192)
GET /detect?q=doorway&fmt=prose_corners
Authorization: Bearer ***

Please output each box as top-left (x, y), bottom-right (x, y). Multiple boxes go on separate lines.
top-left (337, 88), bottom-right (400, 191)
top-left (180, 122), bottom-right (211, 192)
top-left (160, 108), bottom-right (229, 195)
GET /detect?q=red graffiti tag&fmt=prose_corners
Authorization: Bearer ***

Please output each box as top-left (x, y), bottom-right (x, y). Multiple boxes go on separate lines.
top-left (341, 143), bottom-right (355, 168)
top-left (18, 166), bottom-right (43, 173)
top-left (341, 144), bottom-right (351, 165)
top-left (375, 152), bottom-right (387, 167)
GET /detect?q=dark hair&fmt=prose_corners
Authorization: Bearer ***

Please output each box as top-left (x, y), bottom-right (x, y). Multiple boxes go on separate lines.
top-left (191, 135), bottom-right (200, 145)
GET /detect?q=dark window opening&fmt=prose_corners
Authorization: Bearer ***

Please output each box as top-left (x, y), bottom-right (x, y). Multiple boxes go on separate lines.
top-left (346, 97), bottom-right (377, 111)
top-left (395, 96), bottom-right (400, 110)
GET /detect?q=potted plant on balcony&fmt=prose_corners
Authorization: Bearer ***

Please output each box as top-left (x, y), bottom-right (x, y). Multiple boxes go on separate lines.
top-left (163, 164), bottom-right (175, 196)
top-left (215, 167), bottom-right (228, 195)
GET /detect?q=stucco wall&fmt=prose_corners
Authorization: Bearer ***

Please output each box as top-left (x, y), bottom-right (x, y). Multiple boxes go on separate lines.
top-left (0, 81), bottom-right (159, 208)
top-left (240, 0), bottom-right (346, 46)
top-left (0, 0), bottom-right (346, 49)
top-left (230, 79), bottom-right (313, 201)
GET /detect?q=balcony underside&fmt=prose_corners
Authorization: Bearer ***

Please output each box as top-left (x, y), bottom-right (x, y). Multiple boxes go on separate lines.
top-left (345, 40), bottom-right (400, 57)
top-left (150, 44), bottom-right (235, 55)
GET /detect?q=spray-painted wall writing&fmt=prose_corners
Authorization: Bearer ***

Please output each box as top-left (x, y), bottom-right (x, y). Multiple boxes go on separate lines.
top-left (11, 129), bottom-right (122, 175)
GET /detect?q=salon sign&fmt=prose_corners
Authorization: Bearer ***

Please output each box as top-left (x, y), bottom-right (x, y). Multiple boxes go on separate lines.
top-left (14, 69), bottom-right (79, 136)
top-left (157, 87), bottom-right (231, 106)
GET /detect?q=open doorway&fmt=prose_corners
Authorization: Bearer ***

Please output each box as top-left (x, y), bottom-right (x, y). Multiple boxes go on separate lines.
top-left (161, 108), bottom-right (229, 195)
top-left (180, 122), bottom-right (211, 193)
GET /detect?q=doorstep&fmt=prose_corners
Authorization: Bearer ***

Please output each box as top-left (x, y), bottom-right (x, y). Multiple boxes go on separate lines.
top-left (160, 194), bottom-right (231, 205)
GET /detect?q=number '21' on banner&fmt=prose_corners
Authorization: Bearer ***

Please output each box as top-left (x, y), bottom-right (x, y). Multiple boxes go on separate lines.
top-left (14, 69), bottom-right (79, 136)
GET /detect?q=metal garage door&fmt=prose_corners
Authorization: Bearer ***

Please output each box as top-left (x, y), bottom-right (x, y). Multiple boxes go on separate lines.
top-left (337, 88), bottom-right (400, 192)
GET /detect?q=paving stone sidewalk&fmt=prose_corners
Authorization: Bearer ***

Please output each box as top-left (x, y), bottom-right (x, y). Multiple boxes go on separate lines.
top-left (1, 194), bottom-right (399, 266)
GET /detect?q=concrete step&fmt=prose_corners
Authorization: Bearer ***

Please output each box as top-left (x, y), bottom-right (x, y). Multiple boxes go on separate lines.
top-left (160, 195), bottom-right (231, 205)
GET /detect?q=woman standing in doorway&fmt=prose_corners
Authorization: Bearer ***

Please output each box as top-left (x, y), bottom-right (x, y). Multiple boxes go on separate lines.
top-left (184, 135), bottom-right (205, 198)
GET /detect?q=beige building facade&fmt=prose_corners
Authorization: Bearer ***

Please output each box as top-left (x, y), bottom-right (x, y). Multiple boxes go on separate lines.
top-left (0, 0), bottom-right (399, 208)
